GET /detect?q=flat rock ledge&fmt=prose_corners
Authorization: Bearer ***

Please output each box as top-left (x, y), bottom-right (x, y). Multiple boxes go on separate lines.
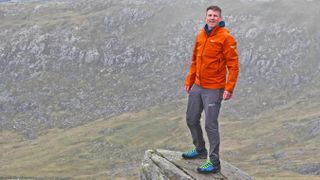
top-left (140, 149), bottom-right (254, 180)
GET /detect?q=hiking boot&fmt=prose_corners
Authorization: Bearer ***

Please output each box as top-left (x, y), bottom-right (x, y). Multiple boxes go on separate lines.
top-left (182, 148), bottom-right (207, 159)
top-left (197, 160), bottom-right (221, 174)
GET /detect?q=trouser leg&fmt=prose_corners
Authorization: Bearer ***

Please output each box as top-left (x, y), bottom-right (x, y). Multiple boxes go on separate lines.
top-left (186, 85), bottom-right (206, 153)
top-left (201, 88), bottom-right (224, 165)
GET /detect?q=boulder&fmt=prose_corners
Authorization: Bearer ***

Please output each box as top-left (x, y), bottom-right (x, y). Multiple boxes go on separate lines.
top-left (140, 149), bottom-right (253, 180)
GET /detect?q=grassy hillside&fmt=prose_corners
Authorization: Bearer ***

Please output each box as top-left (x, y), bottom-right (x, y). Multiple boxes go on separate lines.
top-left (0, 100), bottom-right (188, 179)
top-left (1, 97), bottom-right (319, 179)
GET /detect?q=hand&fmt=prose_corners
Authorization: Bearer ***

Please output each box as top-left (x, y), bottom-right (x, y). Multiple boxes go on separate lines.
top-left (185, 85), bottom-right (192, 94)
top-left (223, 90), bottom-right (232, 100)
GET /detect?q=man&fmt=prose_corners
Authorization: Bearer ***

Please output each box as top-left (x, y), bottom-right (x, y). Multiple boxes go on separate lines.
top-left (182, 5), bottom-right (239, 174)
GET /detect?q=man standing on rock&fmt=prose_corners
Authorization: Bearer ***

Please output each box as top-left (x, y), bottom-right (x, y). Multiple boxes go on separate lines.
top-left (182, 5), bottom-right (239, 174)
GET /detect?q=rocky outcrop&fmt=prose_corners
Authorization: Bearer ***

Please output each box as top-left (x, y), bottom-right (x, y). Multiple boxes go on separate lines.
top-left (140, 149), bottom-right (253, 180)
top-left (0, 0), bottom-right (319, 139)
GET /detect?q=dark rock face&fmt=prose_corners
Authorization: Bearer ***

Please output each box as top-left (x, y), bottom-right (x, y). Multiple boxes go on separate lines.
top-left (1, 0), bottom-right (319, 138)
top-left (140, 149), bottom-right (253, 180)
top-left (0, 0), bottom-right (185, 137)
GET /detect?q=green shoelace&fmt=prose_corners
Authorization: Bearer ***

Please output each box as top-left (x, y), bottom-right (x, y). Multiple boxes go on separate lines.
top-left (200, 160), bottom-right (213, 168)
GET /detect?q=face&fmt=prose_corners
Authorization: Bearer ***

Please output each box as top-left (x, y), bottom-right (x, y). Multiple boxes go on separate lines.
top-left (206, 9), bottom-right (221, 29)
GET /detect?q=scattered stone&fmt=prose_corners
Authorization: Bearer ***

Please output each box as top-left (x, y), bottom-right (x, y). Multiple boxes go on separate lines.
top-left (297, 163), bottom-right (320, 175)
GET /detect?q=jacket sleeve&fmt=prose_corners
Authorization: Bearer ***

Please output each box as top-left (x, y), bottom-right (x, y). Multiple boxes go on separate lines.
top-left (185, 39), bottom-right (198, 86)
top-left (223, 34), bottom-right (239, 93)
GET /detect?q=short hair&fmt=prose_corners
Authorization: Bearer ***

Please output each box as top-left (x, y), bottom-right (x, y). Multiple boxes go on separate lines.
top-left (206, 5), bottom-right (222, 17)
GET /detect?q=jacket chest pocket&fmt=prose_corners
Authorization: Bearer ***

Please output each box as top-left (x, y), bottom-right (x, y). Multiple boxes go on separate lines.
top-left (203, 40), bottom-right (223, 72)
top-left (210, 40), bottom-right (223, 50)
top-left (204, 40), bottom-right (223, 57)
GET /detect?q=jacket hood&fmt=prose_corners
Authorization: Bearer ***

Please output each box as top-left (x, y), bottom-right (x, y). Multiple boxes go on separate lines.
top-left (204, 20), bottom-right (225, 30)
top-left (204, 21), bottom-right (228, 35)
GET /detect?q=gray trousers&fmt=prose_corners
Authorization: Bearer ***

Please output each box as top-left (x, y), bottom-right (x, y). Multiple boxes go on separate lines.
top-left (186, 84), bottom-right (224, 165)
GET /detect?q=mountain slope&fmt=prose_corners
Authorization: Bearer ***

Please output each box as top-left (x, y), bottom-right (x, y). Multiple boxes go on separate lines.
top-left (0, 0), bottom-right (320, 178)
top-left (1, 0), bottom-right (319, 135)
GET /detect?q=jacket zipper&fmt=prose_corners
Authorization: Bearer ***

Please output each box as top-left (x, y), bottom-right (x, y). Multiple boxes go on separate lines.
top-left (199, 34), bottom-right (209, 87)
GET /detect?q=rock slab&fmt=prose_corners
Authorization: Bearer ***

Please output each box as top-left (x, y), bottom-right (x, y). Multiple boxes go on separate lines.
top-left (140, 149), bottom-right (254, 180)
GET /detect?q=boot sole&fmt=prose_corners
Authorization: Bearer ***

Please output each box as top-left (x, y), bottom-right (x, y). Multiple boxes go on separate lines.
top-left (197, 167), bottom-right (221, 174)
top-left (182, 154), bottom-right (207, 159)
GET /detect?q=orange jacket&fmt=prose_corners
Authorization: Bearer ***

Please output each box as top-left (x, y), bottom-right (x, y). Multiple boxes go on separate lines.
top-left (185, 25), bottom-right (239, 93)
